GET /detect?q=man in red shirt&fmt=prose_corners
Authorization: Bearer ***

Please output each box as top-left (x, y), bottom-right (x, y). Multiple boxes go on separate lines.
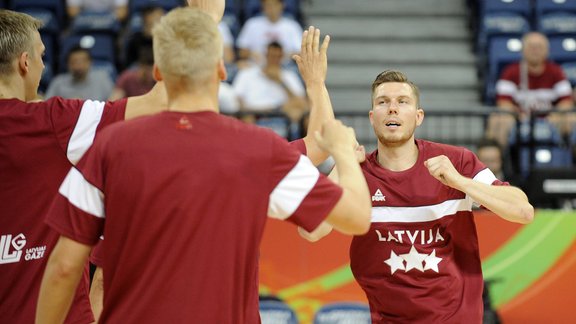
top-left (486, 32), bottom-right (575, 147)
top-left (36, 7), bottom-right (371, 323)
top-left (300, 70), bottom-right (535, 323)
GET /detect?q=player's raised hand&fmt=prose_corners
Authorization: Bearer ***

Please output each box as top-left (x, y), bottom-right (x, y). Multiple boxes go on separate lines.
top-left (424, 155), bottom-right (465, 189)
top-left (292, 26), bottom-right (330, 85)
top-left (186, 0), bottom-right (225, 22)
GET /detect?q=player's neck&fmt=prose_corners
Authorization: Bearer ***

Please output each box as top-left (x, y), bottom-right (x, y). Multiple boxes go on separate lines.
top-left (376, 140), bottom-right (419, 172)
top-left (0, 77), bottom-right (26, 101)
top-left (167, 92), bottom-right (219, 113)
top-left (165, 81), bottom-right (220, 113)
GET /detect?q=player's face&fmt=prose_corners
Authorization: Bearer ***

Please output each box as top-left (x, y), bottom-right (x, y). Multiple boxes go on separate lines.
top-left (25, 31), bottom-right (45, 101)
top-left (369, 82), bottom-right (423, 146)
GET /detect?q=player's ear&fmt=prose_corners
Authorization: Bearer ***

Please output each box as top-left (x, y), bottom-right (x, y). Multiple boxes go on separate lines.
top-left (152, 64), bottom-right (163, 82)
top-left (217, 59), bottom-right (227, 81)
top-left (18, 51), bottom-right (30, 76)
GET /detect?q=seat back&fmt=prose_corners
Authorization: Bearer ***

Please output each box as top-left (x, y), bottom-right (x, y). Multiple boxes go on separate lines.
top-left (60, 34), bottom-right (116, 71)
top-left (70, 11), bottom-right (122, 35)
top-left (259, 300), bottom-right (298, 324)
top-left (478, 12), bottom-right (530, 55)
top-left (535, 0), bottom-right (576, 17)
top-left (549, 36), bottom-right (576, 64)
top-left (11, 0), bottom-right (65, 22)
top-left (485, 36), bottom-right (523, 104)
top-left (129, 0), bottom-right (181, 15)
top-left (314, 302), bottom-right (371, 324)
top-left (537, 12), bottom-right (576, 37)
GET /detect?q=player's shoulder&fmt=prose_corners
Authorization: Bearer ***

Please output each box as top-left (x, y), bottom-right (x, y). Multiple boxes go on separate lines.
top-left (418, 139), bottom-right (470, 159)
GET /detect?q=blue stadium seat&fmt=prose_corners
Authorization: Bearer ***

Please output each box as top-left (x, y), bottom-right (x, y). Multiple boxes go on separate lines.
top-left (535, 0), bottom-right (576, 17)
top-left (60, 34), bottom-right (116, 70)
top-left (477, 12), bottom-right (530, 55)
top-left (517, 146), bottom-right (573, 177)
top-left (480, 0), bottom-right (533, 20)
top-left (10, 0), bottom-right (65, 22)
top-left (549, 36), bottom-right (576, 64)
top-left (91, 59), bottom-right (118, 82)
top-left (313, 302), bottom-right (371, 324)
top-left (0, 0), bottom-right (6, 9)
top-left (225, 0), bottom-right (241, 17)
top-left (129, 0), bottom-right (182, 15)
top-left (243, 0), bottom-right (300, 20)
top-left (256, 117), bottom-right (290, 138)
top-left (259, 300), bottom-right (298, 324)
top-left (485, 36), bottom-right (524, 104)
top-left (509, 120), bottom-right (572, 177)
top-left (537, 12), bottom-right (576, 37)
top-left (509, 120), bottom-right (564, 145)
top-left (561, 61), bottom-right (576, 86)
top-left (19, 8), bottom-right (59, 35)
top-left (70, 11), bottom-right (122, 35)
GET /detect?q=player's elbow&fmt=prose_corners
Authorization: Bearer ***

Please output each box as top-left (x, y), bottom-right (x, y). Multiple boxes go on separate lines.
top-left (48, 257), bottom-right (85, 280)
top-left (516, 203), bottom-right (535, 224)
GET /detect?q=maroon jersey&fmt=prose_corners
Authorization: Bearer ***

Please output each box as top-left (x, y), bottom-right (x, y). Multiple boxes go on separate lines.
top-left (46, 111), bottom-right (342, 323)
top-left (351, 139), bottom-right (501, 323)
top-left (89, 136), bottom-right (309, 267)
top-left (496, 61), bottom-right (573, 113)
top-left (0, 97), bottom-right (126, 323)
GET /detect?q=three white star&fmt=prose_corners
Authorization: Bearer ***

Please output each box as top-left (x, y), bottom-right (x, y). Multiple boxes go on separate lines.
top-left (384, 246), bottom-right (443, 274)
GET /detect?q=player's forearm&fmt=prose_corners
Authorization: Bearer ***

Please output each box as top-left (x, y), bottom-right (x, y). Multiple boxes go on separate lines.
top-left (457, 178), bottom-right (534, 224)
top-left (303, 82), bottom-right (335, 165)
top-left (37, 257), bottom-right (86, 323)
top-left (327, 150), bottom-right (371, 234)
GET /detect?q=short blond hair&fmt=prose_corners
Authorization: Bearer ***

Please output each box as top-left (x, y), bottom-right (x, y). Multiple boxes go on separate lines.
top-left (371, 70), bottom-right (421, 108)
top-left (152, 7), bottom-right (222, 83)
top-left (0, 10), bottom-right (42, 76)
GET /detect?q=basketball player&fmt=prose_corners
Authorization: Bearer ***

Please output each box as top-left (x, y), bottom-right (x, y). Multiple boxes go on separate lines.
top-left (299, 70), bottom-right (534, 323)
top-left (36, 7), bottom-right (371, 323)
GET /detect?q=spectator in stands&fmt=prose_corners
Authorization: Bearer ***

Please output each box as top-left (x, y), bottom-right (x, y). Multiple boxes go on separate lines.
top-left (45, 45), bottom-right (113, 101)
top-left (486, 32), bottom-right (575, 147)
top-left (233, 41), bottom-right (307, 123)
top-left (236, 0), bottom-right (302, 66)
top-left (66, 0), bottom-right (129, 22)
top-left (477, 137), bottom-right (524, 189)
top-left (124, 5), bottom-right (165, 68)
top-left (218, 22), bottom-right (236, 65)
top-left (109, 45), bottom-right (155, 100)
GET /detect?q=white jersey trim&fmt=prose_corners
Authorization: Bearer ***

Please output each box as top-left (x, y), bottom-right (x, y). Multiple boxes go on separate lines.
top-left (268, 155), bottom-right (319, 220)
top-left (67, 100), bottom-right (106, 164)
top-left (59, 168), bottom-right (105, 218)
top-left (371, 198), bottom-right (473, 223)
top-left (370, 168), bottom-right (499, 223)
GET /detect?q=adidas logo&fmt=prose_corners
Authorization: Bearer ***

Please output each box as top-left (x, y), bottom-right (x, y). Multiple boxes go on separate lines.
top-left (372, 189), bottom-right (386, 202)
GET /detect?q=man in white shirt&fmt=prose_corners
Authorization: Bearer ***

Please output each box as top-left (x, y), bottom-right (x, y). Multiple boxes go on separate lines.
top-left (236, 0), bottom-right (302, 65)
top-left (233, 41), bottom-right (306, 122)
